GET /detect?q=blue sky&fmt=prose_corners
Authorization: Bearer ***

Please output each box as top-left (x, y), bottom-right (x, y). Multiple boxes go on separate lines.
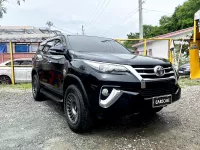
top-left (1, 0), bottom-right (186, 38)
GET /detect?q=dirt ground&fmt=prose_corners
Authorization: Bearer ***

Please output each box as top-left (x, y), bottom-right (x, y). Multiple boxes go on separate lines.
top-left (0, 86), bottom-right (200, 150)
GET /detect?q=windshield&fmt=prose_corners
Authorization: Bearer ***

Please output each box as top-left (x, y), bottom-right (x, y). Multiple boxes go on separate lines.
top-left (67, 35), bottom-right (130, 54)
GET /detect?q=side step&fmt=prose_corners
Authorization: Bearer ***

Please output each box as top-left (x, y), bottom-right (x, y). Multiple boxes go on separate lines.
top-left (40, 88), bottom-right (63, 102)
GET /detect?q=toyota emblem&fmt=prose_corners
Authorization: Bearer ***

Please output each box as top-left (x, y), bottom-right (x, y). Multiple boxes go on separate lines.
top-left (154, 66), bottom-right (165, 77)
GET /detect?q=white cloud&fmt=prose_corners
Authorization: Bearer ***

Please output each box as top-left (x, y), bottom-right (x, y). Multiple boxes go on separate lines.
top-left (0, 0), bottom-right (186, 38)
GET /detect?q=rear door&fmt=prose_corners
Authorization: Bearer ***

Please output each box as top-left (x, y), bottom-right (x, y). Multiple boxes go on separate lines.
top-left (13, 60), bottom-right (27, 83)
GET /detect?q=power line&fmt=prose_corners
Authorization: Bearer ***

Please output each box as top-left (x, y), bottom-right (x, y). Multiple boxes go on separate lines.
top-left (53, 25), bottom-right (75, 34)
top-left (84, 0), bottom-right (107, 27)
top-left (103, 9), bottom-right (139, 36)
top-left (143, 8), bottom-right (173, 14)
top-left (85, 0), bottom-right (111, 31)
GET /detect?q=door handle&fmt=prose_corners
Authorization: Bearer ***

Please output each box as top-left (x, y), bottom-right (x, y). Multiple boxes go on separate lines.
top-left (47, 60), bottom-right (52, 63)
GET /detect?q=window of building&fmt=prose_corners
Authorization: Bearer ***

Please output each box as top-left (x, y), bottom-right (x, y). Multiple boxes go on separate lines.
top-left (15, 44), bottom-right (29, 53)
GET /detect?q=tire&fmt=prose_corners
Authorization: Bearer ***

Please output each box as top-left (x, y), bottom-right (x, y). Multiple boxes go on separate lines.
top-left (32, 75), bottom-right (43, 101)
top-left (0, 75), bottom-right (11, 84)
top-left (64, 85), bottom-right (93, 133)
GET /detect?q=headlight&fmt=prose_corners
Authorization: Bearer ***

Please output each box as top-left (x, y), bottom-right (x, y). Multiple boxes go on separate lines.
top-left (84, 60), bottom-right (128, 73)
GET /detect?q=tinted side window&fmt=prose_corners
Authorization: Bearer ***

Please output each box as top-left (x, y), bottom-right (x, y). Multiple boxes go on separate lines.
top-left (6, 60), bottom-right (22, 66)
top-left (21, 60), bottom-right (32, 66)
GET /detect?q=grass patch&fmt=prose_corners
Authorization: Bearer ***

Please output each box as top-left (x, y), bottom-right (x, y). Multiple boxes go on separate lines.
top-left (0, 78), bottom-right (199, 90)
top-left (0, 83), bottom-right (32, 90)
top-left (178, 77), bottom-right (200, 87)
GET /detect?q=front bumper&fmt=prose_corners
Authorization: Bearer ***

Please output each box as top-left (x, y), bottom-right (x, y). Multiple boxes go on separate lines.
top-left (90, 84), bottom-right (181, 114)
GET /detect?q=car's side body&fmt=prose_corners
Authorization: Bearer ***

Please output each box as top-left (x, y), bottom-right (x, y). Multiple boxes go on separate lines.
top-left (178, 63), bottom-right (190, 76)
top-left (0, 58), bottom-right (32, 83)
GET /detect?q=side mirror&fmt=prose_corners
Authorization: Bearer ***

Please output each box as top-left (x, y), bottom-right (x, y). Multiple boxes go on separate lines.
top-left (49, 45), bottom-right (66, 55)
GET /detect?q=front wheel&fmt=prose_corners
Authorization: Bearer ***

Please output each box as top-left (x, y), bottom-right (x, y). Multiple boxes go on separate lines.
top-left (32, 75), bottom-right (43, 101)
top-left (64, 85), bottom-right (93, 133)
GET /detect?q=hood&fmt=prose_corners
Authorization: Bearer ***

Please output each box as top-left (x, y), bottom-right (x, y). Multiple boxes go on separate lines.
top-left (70, 51), bottom-right (171, 66)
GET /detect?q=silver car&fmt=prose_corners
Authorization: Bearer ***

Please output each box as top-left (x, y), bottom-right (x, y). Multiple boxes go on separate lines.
top-left (0, 58), bottom-right (32, 84)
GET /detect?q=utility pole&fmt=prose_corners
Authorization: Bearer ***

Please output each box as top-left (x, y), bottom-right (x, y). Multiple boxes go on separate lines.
top-left (82, 25), bottom-right (85, 35)
top-left (138, 0), bottom-right (143, 39)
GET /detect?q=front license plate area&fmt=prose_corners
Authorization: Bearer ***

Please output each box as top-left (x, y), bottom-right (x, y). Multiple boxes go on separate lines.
top-left (152, 95), bottom-right (172, 108)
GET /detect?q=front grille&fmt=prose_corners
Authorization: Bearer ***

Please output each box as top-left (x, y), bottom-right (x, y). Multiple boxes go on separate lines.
top-left (140, 85), bottom-right (178, 98)
top-left (133, 65), bottom-right (175, 79)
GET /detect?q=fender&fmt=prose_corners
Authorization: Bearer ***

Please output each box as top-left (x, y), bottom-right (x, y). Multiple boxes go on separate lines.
top-left (63, 74), bottom-right (90, 108)
top-left (31, 69), bottom-right (39, 79)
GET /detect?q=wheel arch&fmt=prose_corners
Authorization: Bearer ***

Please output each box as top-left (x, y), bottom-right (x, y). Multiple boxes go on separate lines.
top-left (31, 69), bottom-right (38, 79)
top-left (63, 74), bottom-right (90, 108)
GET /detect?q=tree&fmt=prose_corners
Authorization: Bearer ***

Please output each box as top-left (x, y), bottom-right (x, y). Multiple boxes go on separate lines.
top-left (46, 21), bottom-right (54, 30)
top-left (0, 0), bottom-right (7, 18)
top-left (0, 0), bottom-right (25, 18)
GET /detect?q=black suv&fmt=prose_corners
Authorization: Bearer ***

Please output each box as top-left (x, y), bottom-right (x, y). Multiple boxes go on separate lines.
top-left (32, 35), bottom-right (181, 132)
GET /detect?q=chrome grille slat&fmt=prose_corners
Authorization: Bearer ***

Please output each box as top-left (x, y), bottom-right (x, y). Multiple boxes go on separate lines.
top-left (143, 76), bottom-right (176, 81)
top-left (139, 71), bottom-right (174, 75)
top-left (133, 66), bottom-right (175, 80)
top-left (134, 67), bottom-right (172, 70)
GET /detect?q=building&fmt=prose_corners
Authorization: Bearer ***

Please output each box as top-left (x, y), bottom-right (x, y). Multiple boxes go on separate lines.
top-left (132, 27), bottom-right (193, 59)
top-left (0, 26), bottom-right (61, 63)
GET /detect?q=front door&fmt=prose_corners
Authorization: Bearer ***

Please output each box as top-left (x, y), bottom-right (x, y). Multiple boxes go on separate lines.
top-left (45, 38), bottom-right (68, 95)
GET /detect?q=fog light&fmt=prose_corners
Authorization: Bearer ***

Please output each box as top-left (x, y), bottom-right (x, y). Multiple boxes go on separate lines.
top-left (102, 88), bottom-right (109, 96)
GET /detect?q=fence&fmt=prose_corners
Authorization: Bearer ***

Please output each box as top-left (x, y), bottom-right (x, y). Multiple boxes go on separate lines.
top-left (115, 38), bottom-right (174, 63)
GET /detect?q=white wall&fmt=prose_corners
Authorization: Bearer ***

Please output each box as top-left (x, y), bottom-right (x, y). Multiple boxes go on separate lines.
top-left (29, 44), bottom-right (39, 52)
top-left (152, 40), bottom-right (168, 59)
top-left (134, 31), bottom-right (192, 59)
top-left (137, 42), bottom-right (153, 55)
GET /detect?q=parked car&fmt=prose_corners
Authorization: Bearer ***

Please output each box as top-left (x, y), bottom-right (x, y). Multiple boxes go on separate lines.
top-left (32, 35), bottom-right (181, 133)
top-left (178, 63), bottom-right (190, 76)
top-left (0, 58), bottom-right (32, 84)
